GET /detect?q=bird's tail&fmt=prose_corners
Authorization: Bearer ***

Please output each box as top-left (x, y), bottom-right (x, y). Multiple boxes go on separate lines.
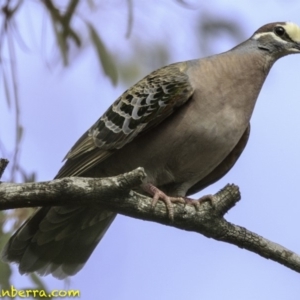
top-left (2, 205), bottom-right (116, 279)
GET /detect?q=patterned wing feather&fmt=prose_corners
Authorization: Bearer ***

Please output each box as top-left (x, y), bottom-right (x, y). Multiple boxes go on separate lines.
top-left (57, 63), bottom-right (194, 178)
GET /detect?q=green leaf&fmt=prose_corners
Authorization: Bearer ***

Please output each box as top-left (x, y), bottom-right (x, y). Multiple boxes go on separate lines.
top-left (55, 26), bottom-right (69, 66)
top-left (88, 24), bottom-right (118, 85)
top-left (0, 260), bottom-right (12, 290)
top-left (0, 225), bottom-right (12, 290)
top-left (50, 20), bottom-right (68, 66)
top-left (68, 29), bottom-right (81, 47)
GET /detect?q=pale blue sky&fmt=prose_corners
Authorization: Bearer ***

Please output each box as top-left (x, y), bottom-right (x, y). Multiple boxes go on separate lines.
top-left (1, 1), bottom-right (300, 299)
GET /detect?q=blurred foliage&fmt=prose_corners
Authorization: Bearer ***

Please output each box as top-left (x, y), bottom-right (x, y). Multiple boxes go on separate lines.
top-left (198, 14), bottom-right (245, 55)
top-left (88, 23), bottom-right (118, 85)
top-left (43, 0), bottom-right (82, 66)
top-left (0, 0), bottom-right (244, 294)
top-left (0, 212), bottom-right (12, 290)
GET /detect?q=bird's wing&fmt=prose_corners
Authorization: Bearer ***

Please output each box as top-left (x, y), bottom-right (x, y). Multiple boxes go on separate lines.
top-left (187, 124), bottom-right (250, 196)
top-left (56, 63), bottom-right (194, 178)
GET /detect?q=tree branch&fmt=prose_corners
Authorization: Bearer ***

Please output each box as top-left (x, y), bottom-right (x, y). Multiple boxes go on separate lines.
top-left (0, 166), bottom-right (299, 274)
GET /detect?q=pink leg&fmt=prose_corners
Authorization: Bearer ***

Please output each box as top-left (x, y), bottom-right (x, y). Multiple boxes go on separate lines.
top-left (142, 183), bottom-right (185, 220)
top-left (184, 194), bottom-right (214, 210)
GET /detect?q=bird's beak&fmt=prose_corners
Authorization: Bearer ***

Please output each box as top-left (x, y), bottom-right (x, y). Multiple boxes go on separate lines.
top-left (292, 42), bottom-right (300, 52)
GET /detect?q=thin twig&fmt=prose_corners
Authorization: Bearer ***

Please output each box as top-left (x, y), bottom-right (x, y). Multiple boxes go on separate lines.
top-left (7, 24), bottom-right (21, 182)
top-left (126, 0), bottom-right (133, 38)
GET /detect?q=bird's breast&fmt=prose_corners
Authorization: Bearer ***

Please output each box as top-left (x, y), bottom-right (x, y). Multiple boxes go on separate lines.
top-left (95, 54), bottom-right (268, 196)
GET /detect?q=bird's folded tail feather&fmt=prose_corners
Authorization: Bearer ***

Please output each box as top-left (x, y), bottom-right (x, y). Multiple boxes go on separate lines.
top-left (2, 205), bottom-right (116, 279)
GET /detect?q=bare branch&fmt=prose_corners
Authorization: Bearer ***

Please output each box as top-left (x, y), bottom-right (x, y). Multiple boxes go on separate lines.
top-left (0, 167), bottom-right (299, 274)
top-left (0, 167), bottom-right (146, 209)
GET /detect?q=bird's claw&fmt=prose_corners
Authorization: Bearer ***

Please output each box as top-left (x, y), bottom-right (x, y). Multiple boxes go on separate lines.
top-left (142, 183), bottom-right (184, 220)
top-left (184, 194), bottom-right (214, 211)
top-left (142, 184), bottom-right (214, 219)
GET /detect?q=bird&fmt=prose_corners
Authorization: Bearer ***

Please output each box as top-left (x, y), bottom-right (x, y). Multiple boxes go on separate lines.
top-left (2, 22), bottom-right (300, 279)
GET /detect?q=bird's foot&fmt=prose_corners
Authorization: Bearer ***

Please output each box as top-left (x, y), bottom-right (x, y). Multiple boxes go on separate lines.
top-left (142, 183), bottom-right (185, 220)
top-left (184, 194), bottom-right (214, 211)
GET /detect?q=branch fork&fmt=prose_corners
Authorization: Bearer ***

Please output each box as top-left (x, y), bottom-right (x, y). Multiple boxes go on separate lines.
top-left (0, 160), bottom-right (299, 274)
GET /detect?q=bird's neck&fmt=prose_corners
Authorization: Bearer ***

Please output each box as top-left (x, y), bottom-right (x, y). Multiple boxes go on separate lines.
top-left (187, 47), bottom-right (276, 132)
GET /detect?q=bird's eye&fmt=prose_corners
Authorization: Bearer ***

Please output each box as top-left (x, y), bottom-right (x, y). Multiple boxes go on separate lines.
top-left (274, 26), bottom-right (285, 37)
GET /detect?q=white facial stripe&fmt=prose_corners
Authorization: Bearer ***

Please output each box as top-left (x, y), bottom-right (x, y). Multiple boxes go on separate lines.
top-left (252, 32), bottom-right (288, 43)
top-left (253, 22), bottom-right (300, 43)
top-left (283, 22), bottom-right (300, 43)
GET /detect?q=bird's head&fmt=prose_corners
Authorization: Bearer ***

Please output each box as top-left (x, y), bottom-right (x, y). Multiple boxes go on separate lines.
top-left (251, 22), bottom-right (300, 58)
